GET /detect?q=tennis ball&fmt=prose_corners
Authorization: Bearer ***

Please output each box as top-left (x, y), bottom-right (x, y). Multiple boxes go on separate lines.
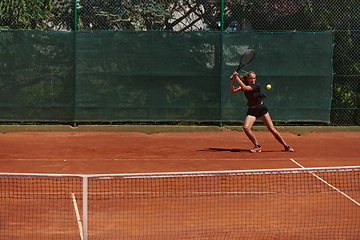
top-left (266, 84), bottom-right (271, 90)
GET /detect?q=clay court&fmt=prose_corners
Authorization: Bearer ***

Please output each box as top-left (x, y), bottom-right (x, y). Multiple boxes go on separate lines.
top-left (1, 127), bottom-right (359, 173)
top-left (1, 127), bottom-right (360, 239)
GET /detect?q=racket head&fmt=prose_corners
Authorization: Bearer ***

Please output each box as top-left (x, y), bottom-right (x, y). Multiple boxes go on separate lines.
top-left (236, 49), bottom-right (255, 72)
top-left (240, 49), bottom-right (255, 66)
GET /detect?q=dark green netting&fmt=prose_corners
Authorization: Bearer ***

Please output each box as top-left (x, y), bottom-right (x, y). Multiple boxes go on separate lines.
top-left (75, 31), bottom-right (221, 122)
top-left (0, 30), bottom-right (333, 123)
top-left (222, 32), bottom-right (334, 123)
top-left (0, 31), bottom-right (74, 121)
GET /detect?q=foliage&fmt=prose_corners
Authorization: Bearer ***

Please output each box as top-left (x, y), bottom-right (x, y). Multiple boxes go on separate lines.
top-left (48, 0), bottom-right (75, 31)
top-left (332, 83), bottom-right (356, 108)
top-left (331, 82), bottom-right (358, 125)
top-left (88, 0), bottom-right (172, 30)
top-left (0, 0), bottom-right (52, 29)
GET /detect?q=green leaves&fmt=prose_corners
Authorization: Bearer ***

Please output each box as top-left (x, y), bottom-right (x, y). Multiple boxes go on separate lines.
top-left (94, 0), bottom-right (172, 30)
top-left (0, 0), bottom-right (52, 29)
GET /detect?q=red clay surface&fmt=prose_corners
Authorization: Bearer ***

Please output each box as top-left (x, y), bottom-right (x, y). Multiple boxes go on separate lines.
top-left (0, 130), bottom-right (359, 174)
top-left (1, 130), bottom-right (360, 239)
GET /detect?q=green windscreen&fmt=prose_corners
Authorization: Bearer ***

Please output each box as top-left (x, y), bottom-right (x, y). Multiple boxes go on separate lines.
top-left (221, 32), bottom-right (333, 123)
top-left (75, 31), bottom-right (221, 122)
top-left (0, 31), bottom-right (333, 123)
top-left (0, 31), bottom-right (74, 121)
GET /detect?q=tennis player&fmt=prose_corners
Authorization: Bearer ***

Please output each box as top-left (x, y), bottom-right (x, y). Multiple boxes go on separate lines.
top-left (230, 71), bottom-right (294, 153)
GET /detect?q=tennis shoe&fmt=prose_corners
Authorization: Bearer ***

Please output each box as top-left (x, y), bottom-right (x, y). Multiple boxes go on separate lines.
top-left (250, 145), bottom-right (261, 153)
top-left (285, 145), bottom-right (294, 152)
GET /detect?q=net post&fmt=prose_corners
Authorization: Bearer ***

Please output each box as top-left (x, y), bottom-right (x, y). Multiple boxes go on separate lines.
top-left (83, 176), bottom-right (88, 240)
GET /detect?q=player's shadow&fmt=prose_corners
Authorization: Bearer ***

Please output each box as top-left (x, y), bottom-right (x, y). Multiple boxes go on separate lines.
top-left (198, 148), bottom-right (282, 153)
top-left (198, 148), bottom-right (248, 153)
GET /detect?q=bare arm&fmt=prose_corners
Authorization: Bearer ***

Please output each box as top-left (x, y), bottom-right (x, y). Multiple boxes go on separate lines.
top-left (234, 72), bottom-right (253, 92)
top-left (230, 77), bottom-right (242, 93)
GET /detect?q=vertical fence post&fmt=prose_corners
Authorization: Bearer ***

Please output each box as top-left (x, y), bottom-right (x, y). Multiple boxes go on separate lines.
top-left (74, 0), bottom-right (77, 32)
top-left (83, 176), bottom-right (88, 240)
top-left (220, 0), bottom-right (224, 32)
top-left (73, 0), bottom-right (77, 127)
top-left (219, 0), bottom-right (224, 127)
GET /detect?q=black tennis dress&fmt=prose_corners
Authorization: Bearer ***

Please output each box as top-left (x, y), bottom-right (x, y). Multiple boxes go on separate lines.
top-left (244, 83), bottom-right (268, 118)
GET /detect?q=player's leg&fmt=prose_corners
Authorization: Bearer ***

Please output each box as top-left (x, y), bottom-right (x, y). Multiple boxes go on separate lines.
top-left (243, 115), bottom-right (261, 152)
top-left (260, 112), bottom-right (287, 146)
top-left (260, 113), bottom-right (294, 151)
top-left (243, 115), bottom-right (257, 145)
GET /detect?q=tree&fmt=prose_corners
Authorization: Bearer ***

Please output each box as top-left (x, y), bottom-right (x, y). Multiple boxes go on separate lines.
top-left (0, 0), bottom-right (52, 29)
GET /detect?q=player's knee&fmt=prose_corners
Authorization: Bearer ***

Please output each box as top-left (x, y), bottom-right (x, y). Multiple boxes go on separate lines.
top-left (268, 126), bottom-right (277, 134)
top-left (243, 125), bottom-right (251, 133)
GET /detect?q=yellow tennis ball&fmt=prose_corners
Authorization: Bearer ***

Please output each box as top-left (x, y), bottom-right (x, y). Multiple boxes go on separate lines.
top-left (266, 84), bottom-right (271, 89)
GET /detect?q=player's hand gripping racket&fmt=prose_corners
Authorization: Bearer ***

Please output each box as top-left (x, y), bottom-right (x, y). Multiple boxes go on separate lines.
top-left (230, 49), bottom-right (255, 80)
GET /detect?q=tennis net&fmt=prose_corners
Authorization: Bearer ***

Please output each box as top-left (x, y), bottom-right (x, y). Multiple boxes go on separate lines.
top-left (1, 166), bottom-right (360, 239)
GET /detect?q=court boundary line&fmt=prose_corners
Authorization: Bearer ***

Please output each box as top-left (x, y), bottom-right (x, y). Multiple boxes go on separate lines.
top-left (0, 158), bottom-right (295, 161)
top-left (1, 158), bottom-right (360, 161)
top-left (71, 193), bottom-right (84, 240)
top-left (290, 159), bottom-right (360, 207)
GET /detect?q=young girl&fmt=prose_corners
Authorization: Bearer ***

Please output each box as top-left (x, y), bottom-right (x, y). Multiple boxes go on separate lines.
top-left (230, 71), bottom-right (294, 153)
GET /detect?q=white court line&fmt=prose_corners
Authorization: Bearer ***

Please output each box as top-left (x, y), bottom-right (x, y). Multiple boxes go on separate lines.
top-left (0, 158), bottom-right (317, 161)
top-left (1, 157), bottom-right (360, 161)
top-left (71, 193), bottom-right (84, 240)
top-left (1, 157), bottom-right (360, 162)
top-left (290, 159), bottom-right (360, 207)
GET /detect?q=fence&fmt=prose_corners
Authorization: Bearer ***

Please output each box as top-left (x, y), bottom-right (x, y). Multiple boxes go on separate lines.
top-left (0, 0), bottom-right (359, 125)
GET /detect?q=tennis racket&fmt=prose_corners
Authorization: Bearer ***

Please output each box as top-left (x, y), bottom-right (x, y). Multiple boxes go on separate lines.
top-left (230, 49), bottom-right (255, 80)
